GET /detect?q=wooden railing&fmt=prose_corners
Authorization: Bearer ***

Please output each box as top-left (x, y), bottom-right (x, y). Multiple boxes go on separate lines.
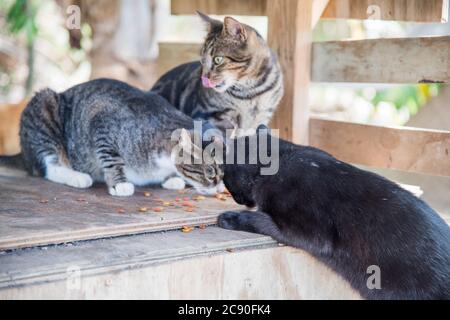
top-left (166, 0), bottom-right (450, 178)
top-left (310, 118), bottom-right (450, 177)
top-left (171, 0), bottom-right (448, 22)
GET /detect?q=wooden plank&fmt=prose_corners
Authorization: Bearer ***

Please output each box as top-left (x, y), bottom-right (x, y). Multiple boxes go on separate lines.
top-left (312, 36), bottom-right (450, 83)
top-left (0, 227), bottom-right (276, 289)
top-left (309, 118), bottom-right (450, 177)
top-left (171, 0), bottom-right (448, 22)
top-left (0, 172), bottom-right (241, 251)
top-left (171, 0), bottom-right (328, 28)
top-left (322, 0), bottom-right (448, 22)
top-left (0, 101), bottom-right (27, 155)
top-left (268, 0), bottom-right (314, 144)
top-left (312, 0), bottom-right (331, 27)
top-left (0, 228), bottom-right (360, 299)
top-left (171, 0), bottom-right (267, 16)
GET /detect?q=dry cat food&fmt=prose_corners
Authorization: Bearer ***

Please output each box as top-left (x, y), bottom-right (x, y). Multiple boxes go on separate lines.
top-left (181, 201), bottom-right (195, 207)
top-left (215, 193), bottom-right (227, 201)
top-left (181, 225), bottom-right (194, 233)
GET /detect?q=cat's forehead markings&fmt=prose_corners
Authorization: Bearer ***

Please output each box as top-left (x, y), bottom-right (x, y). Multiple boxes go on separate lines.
top-left (204, 38), bottom-right (215, 54)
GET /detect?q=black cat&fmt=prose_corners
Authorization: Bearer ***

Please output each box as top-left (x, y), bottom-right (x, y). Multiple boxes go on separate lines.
top-left (218, 125), bottom-right (450, 300)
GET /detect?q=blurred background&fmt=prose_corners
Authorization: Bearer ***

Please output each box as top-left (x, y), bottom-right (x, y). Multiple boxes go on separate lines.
top-left (1, 0), bottom-right (449, 149)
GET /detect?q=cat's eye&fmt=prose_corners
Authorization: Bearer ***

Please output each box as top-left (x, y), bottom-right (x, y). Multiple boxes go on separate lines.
top-left (205, 167), bottom-right (216, 179)
top-left (213, 56), bottom-right (224, 65)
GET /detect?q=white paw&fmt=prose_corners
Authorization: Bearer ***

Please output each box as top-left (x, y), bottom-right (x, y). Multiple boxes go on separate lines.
top-left (162, 177), bottom-right (186, 190)
top-left (216, 181), bottom-right (226, 193)
top-left (66, 172), bottom-right (93, 189)
top-left (109, 182), bottom-right (135, 196)
top-left (195, 186), bottom-right (220, 196)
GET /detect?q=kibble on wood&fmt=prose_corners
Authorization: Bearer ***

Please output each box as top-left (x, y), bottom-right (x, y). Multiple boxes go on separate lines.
top-left (181, 225), bottom-right (194, 233)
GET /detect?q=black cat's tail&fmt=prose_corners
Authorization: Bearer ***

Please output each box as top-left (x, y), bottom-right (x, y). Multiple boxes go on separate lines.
top-left (0, 153), bottom-right (25, 170)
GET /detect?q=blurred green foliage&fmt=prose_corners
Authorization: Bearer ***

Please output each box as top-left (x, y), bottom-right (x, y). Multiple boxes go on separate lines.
top-left (5, 0), bottom-right (40, 45)
top-left (365, 84), bottom-right (441, 116)
top-left (2, 0), bottom-right (42, 94)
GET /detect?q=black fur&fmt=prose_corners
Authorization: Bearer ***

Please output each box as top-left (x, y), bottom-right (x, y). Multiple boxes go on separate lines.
top-left (219, 127), bottom-right (450, 300)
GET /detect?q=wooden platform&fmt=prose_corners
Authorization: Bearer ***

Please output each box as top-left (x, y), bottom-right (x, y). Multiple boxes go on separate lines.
top-left (0, 167), bottom-right (361, 299)
top-left (0, 227), bottom-right (360, 299)
top-left (0, 168), bottom-right (240, 251)
top-left (1, 167), bottom-right (445, 299)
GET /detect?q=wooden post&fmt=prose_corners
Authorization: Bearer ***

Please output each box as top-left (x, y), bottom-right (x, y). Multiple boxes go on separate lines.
top-left (267, 0), bottom-right (314, 145)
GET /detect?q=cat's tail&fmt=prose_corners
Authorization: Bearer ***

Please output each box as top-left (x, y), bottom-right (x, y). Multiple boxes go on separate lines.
top-left (0, 153), bottom-right (25, 170)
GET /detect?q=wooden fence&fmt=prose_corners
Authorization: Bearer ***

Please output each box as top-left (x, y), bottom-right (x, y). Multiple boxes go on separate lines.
top-left (168, 0), bottom-right (450, 177)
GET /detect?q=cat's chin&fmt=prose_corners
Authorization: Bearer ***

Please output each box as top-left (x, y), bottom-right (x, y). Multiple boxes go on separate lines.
top-left (212, 85), bottom-right (229, 93)
top-left (231, 194), bottom-right (256, 208)
top-left (210, 81), bottom-right (233, 93)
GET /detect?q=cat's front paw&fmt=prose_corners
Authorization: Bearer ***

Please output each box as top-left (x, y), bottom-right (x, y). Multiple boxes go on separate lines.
top-left (162, 177), bottom-right (186, 190)
top-left (66, 172), bottom-right (93, 189)
top-left (217, 211), bottom-right (242, 230)
top-left (109, 182), bottom-right (135, 197)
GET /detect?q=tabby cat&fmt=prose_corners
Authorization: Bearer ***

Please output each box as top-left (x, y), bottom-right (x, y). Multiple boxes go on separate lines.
top-left (219, 126), bottom-right (450, 299)
top-left (5, 78), bottom-right (224, 196)
top-left (152, 12), bottom-right (283, 134)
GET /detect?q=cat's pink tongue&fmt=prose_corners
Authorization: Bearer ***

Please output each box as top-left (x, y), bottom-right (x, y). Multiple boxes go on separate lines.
top-left (201, 75), bottom-right (215, 88)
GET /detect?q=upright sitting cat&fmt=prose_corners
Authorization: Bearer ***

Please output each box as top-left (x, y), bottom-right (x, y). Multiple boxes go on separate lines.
top-left (11, 78), bottom-right (224, 196)
top-left (219, 126), bottom-right (450, 299)
top-left (152, 12), bottom-right (283, 133)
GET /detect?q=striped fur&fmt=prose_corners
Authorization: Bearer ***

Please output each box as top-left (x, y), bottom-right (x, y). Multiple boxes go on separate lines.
top-left (18, 79), bottom-right (224, 196)
top-left (151, 14), bottom-right (283, 134)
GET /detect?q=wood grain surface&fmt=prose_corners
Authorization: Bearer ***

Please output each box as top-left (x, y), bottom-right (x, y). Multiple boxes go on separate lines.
top-left (0, 171), bottom-right (241, 251)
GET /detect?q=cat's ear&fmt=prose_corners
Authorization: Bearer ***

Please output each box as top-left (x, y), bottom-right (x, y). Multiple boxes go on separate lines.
top-left (223, 17), bottom-right (247, 41)
top-left (179, 128), bottom-right (203, 159)
top-left (196, 11), bottom-right (222, 32)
